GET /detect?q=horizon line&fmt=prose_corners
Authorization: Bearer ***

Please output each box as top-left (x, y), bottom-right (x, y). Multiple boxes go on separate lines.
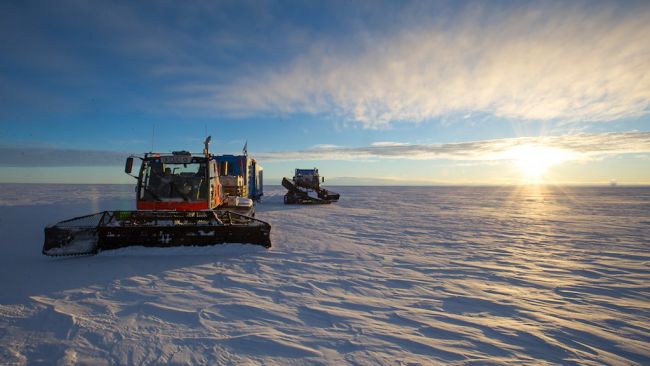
top-left (1, 182), bottom-right (647, 187)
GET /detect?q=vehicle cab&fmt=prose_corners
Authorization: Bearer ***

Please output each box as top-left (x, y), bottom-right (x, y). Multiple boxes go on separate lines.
top-left (134, 151), bottom-right (222, 211)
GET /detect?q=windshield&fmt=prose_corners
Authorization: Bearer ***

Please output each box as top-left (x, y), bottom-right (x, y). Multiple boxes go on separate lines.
top-left (140, 159), bottom-right (208, 201)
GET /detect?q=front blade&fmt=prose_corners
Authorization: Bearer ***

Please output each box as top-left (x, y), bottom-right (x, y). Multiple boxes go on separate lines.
top-left (43, 212), bottom-right (106, 256)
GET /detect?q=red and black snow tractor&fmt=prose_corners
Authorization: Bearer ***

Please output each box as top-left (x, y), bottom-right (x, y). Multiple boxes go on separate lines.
top-left (43, 137), bottom-right (271, 256)
top-left (282, 168), bottom-right (340, 204)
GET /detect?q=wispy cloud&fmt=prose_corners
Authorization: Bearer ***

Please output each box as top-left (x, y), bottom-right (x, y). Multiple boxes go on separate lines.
top-left (185, 2), bottom-right (650, 128)
top-left (371, 142), bottom-right (411, 147)
top-left (257, 132), bottom-right (650, 162)
top-left (4, 132), bottom-right (647, 167)
top-left (312, 144), bottom-right (342, 149)
top-left (0, 146), bottom-right (129, 167)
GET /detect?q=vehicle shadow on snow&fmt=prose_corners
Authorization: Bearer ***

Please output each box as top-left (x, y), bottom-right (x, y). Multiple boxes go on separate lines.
top-left (0, 202), bottom-right (272, 303)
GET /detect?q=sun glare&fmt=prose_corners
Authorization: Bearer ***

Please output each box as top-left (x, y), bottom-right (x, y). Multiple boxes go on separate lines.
top-left (507, 144), bottom-right (573, 183)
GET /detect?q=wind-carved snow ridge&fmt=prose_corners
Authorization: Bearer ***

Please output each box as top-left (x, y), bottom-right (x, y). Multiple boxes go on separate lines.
top-left (0, 185), bottom-right (649, 365)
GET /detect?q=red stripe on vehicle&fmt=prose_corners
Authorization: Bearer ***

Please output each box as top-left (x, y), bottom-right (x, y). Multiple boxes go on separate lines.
top-left (137, 201), bottom-right (210, 211)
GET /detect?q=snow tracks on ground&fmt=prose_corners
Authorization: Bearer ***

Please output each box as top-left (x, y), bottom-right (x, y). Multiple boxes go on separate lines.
top-left (0, 185), bottom-right (649, 365)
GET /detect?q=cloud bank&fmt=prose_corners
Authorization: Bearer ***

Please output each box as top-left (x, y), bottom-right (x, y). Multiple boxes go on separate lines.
top-left (188, 3), bottom-right (650, 128)
top-left (0, 146), bottom-right (129, 167)
top-left (3, 132), bottom-right (648, 167)
top-left (256, 132), bottom-right (650, 162)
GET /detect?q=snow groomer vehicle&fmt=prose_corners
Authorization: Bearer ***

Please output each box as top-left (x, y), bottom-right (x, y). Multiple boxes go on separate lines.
top-left (43, 137), bottom-right (270, 256)
top-left (282, 168), bottom-right (340, 204)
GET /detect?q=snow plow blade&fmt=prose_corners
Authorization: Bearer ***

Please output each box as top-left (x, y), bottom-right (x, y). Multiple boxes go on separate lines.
top-left (43, 210), bottom-right (271, 257)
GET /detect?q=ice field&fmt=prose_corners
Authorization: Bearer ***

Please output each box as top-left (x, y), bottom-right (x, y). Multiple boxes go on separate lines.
top-left (0, 184), bottom-right (649, 365)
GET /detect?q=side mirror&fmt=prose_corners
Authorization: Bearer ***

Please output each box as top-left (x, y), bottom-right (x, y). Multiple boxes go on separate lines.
top-left (125, 157), bottom-right (134, 174)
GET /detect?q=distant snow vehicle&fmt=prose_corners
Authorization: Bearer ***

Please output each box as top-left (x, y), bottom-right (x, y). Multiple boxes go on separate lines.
top-left (43, 137), bottom-right (271, 256)
top-left (282, 168), bottom-right (340, 204)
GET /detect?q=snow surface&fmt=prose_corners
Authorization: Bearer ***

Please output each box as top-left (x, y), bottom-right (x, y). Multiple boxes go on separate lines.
top-left (1, 184), bottom-right (649, 365)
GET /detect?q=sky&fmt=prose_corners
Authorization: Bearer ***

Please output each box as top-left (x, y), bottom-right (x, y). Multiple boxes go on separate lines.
top-left (1, 0), bottom-right (649, 185)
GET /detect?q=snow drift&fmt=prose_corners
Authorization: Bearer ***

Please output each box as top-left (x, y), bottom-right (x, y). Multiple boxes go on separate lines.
top-left (0, 184), bottom-right (649, 365)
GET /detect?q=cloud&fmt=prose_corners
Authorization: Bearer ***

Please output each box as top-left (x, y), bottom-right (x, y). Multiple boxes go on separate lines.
top-left (185, 2), bottom-right (650, 128)
top-left (0, 146), bottom-right (130, 167)
top-left (371, 142), bottom-right (411, 147)
top-left (4, 132), bottom-right (648, 173)
top-left (256, 132), bottom-right (650, 162)
top-left (312, 144), bottom-right (342, 149)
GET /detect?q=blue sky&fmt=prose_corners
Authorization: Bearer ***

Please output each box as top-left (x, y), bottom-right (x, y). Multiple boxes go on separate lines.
top-left (1, 0), bottom-right (649, 184)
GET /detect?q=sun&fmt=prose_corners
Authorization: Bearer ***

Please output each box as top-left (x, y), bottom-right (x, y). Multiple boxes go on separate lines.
top-left (507, 144), bottom-right (572, 182)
